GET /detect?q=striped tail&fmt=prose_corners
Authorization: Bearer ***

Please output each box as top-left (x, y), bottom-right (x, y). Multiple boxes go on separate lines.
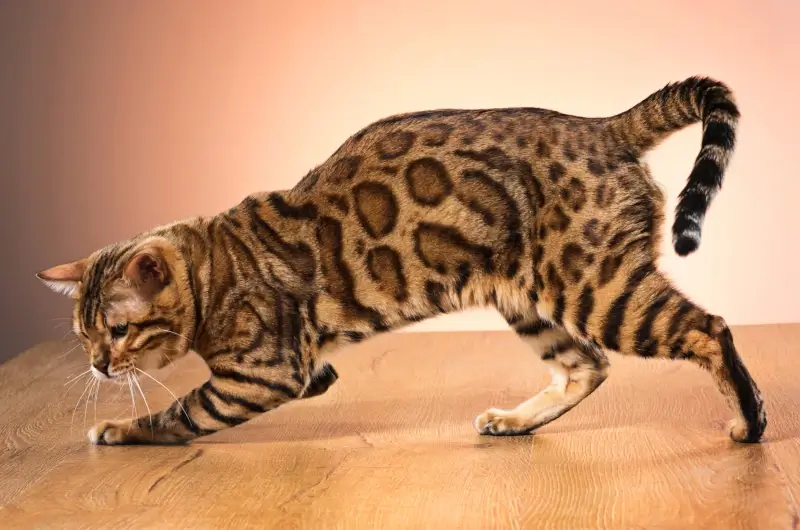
top-left (606, 76), bottom-right (741, 256)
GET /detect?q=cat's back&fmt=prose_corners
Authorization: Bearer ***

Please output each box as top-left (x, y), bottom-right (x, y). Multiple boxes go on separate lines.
top-left (290, 105), bottom-right (602, 197)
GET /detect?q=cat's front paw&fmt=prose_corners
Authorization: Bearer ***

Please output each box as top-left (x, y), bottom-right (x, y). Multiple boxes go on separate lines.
top-left (474, 408), bottom-right (535, 436)
top-left (88, 419), bottom-right (136, 446)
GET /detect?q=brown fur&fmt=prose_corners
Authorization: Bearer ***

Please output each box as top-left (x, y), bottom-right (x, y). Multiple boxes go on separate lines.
top-left (37, 76), bottom-right (766, 446)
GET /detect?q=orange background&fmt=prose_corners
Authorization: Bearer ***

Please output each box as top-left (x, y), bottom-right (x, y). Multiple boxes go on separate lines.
top-left (2, 0), bottom-right (798, 361)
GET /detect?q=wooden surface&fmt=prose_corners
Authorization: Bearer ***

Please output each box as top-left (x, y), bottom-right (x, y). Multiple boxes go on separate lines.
top-left (1, 324), bottom-right (799, 529)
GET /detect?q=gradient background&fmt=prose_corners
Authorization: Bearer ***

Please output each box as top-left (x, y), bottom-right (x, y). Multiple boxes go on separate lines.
top-left (2, 0), bottom-right (798, 363)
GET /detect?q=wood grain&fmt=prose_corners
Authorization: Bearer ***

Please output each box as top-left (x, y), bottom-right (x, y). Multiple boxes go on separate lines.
top-left (1, 325), bottom-right (799, 529)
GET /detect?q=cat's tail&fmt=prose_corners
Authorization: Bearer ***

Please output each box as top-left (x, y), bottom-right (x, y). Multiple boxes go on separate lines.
top-left (604, 76), bottom-right (740, 257)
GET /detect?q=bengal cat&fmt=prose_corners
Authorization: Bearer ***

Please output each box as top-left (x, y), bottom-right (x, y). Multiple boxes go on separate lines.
top-left (37, 76), bottom-right (766, 446)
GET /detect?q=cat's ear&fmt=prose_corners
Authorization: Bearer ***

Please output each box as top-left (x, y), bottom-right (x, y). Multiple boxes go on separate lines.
top-left (123, 245), bottom-right (170, 296)
top-left (36, 259), bottom-right (88, 298)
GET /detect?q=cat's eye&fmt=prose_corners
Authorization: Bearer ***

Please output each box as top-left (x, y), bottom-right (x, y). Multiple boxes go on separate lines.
top-left (110, 323), bottom-right (129, 340)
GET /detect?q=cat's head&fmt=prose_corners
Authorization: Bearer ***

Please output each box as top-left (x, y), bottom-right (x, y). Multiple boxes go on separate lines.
top-left (37, 236), bottom-right (195, 382)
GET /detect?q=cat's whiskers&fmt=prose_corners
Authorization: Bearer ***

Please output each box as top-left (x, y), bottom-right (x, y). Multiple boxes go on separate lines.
top-left (83, 378), bottom-right (99, 431)
top-left (153, 328), bottom-right (193, 345)
top-left (93, 378), bottom-right (102, 424)
top-left (111, 381), bottom-right (127, 402)
top-left (132, 373), bottom-right (154, 433)
top-left (64, 369), bottom-right (91, 387)
top-left (134, 367), bottom-right (192, 426)
top-left (70, 378), bottom-right (93, 435)
top-left (63, 373), bottom-right (91, 398)
top-left (156, 345), bottom-right (182, 369)
top-left (58, 342), bottom-right (83, 360)
top-left (126, 374), bottom-right (139, 425)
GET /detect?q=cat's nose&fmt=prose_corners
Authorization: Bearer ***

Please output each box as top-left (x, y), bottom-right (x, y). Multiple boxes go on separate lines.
top-left (92, 359), bottom-right (110, 376)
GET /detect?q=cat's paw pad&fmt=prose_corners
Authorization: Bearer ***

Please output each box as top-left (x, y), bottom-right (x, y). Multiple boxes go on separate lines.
top-left (88, 420), bottom-right (131, 445)
top-left (474, 408), bottom-right (533, 436)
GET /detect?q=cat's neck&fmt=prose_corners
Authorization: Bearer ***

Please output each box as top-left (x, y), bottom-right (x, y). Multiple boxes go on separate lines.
top-left (168, 189), bottom-right (319, 351)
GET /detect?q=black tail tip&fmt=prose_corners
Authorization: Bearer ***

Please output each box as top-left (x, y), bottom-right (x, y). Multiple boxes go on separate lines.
top-left (673, 233), bottom-right (700, 256)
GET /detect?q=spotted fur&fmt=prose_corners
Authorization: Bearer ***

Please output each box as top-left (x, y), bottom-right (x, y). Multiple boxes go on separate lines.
top-left (37, 76), bottom-right (765, 446)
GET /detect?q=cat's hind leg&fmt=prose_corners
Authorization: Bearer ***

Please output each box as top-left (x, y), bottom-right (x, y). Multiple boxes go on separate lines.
top-left (579, 262), bottom-right (767, 443)
top-left (474, 318), bottom-right (608, 436)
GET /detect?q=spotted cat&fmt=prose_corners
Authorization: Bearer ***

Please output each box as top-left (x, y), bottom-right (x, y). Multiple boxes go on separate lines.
top-left (37, 76), bottom-right (766, 445)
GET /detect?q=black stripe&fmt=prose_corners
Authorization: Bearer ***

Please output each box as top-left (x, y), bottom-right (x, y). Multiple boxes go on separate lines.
top-left (515, 320), bottom-right (554, 336)
top-left (287, 295), bottom-right (302, 354)
top-left (668, 299), bottom-right (694, 339)
top-left (528, 288), bottom-right (539, 304)
top-left (688, 157), bottom-right (723, 190)
top-left (506, 314), bottom-right (523, 326)
top-left (719, 327), bottom-right (764, 441)
top-left (205, 383), bottom-right (268, 413)
top-left (602, 263), bottom-right (654, 351)
top-left (82, 251), bottom-right (112, 329)
top-left (289, 355), bottom-right (304, 386)
top-left (268, 192), bottom-right (318, 220)
top-left (235, 325), bottom-right (266, 363)
top-left (303, 363), bottom-right (339, 399)
top-left (344, 330), bottom-right (365, 343)
top-left (576, 285), bottom-right (595, 336)
top-left (212, 368), bottom-right (299, 399)
top-left (542, 339), bottom-right (573, 361)
top-left (204, 223), bottom-right (220, 326)
top-left (552, 294), bottom-right (566, 325)
top-left (634, 290), bottom-right (672, 357)
top-left (371, 318), bottom-right (390, 333)
top-left (425, 280), bottom-right (447, 312)
top-left (219, 224), bottom-right (264, 282)
top-left (455, 262), bottom-right (472, 297)
top-left (316, 332), bottom-right (337, 349)
top-left (242, 299), bottom-right (274, 334)
top-left (669, 338), bottom-right (685, 359)
top-left (135, 416), bottom-right (153, 433)
top-left (172, 400), bottom-right (213, 436)
top-left (307, 296), bottom-right (319, 330)
top-left (245, 198), bottom-right (315, 283)
top-left (133, 317), bottom-right (173, 329)
top-left (128, 331), bottom-right (171, 353)
top-left (702, 120), bottom-right (735, 151)
top-left (274, 292), bottom-right (285, 364)
top-left (704, 95), bottom-right (740, 120)
top-left (198, 387), bottom-right (247, 426)
top-left (186, 261), bottom-right (202, 341)
top-left (104, 244), bottom-right (132, 284)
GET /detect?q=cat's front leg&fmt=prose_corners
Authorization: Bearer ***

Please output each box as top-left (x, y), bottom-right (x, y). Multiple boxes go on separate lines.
top-left (88, 359), bottom-right (305, 445)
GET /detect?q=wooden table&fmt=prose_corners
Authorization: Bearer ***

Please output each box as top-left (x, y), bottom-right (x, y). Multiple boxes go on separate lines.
top-left (1, 325), bottom-right (799, 529)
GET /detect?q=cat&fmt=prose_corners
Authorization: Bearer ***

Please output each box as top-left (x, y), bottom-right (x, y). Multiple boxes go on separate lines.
top-left (37, 76), bottom-right (766, 446)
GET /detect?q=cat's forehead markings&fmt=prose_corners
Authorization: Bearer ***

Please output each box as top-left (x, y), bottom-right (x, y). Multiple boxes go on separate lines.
top-left (80, 249), bottom-right (117, 333)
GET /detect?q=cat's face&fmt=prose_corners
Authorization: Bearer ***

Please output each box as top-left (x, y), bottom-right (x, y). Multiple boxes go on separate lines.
top-left (37, 236), bottom-right (194, 383)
